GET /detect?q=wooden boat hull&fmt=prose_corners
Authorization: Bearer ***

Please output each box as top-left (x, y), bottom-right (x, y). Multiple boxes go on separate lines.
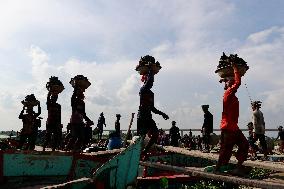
top-left (0, 149), bottom-right (121, 188)
top-left (1, 145), bottom-right (283, 188)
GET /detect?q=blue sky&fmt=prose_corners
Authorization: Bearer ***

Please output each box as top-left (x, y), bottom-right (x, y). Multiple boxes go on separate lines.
top-left (0, 0), bottom-right (284, 134)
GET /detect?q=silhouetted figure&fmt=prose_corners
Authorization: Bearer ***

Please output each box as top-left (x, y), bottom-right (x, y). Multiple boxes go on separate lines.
top-left (190, 136), bottom-right (197, 150)
top-left (276, 126), bottom-right (284, 153)
top-left (97, 112), bottom-right (106, 140)
top-left (247, 122), bottom-right (258, 160)
top-left (83, 121), bottom-right (93, 147)
top-left (18, 96), bottom-right (41, 150)
top-left (9, 130), bottom-right (14, 139)
top-left (43, 92), bottom-right (62, 151)
top-left (169, 121), bottom-right (180, 147)
top-left (157, 129), bottom-right (166, 146)
top-left (115, 114), bottom-right (121, 136)
top-left (67, 87), bottom-right (93, 151)
top-left (137, 68), bottom-right (169, 153)
top-left (197, 135), bottom-right (202, 150)
top-left (201, 105), bottom-right (213, 152)
top-left (189, 129), bottom-right (193, 138)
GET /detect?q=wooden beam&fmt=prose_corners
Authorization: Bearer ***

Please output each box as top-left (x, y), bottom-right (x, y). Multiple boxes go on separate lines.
top-left (140, 161), bottom-right (284, 189)
top-left (164, 147), bottom-right (284, 172)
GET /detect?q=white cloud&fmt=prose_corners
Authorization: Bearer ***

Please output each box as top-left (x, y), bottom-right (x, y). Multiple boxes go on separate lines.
top-left (235, 26), bottom-right (284, 130)
top-left (117, 74), bottom-right (140, 103)
top-left (0, 1), bottom-right (283, 136)
top-left (247, 27), bottom-right (284, 44)
top-left (29, 45), bottom-right (50, 65)
top-left (262, 89), bottom-right (284, 114)
top-left (238, 26), bottom-right (284, 88)
top-left (3, 46), bottom-right (142, 131)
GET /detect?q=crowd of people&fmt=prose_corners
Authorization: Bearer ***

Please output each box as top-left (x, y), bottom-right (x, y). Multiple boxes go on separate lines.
top-left (2, 55), bottom-right (283, 178)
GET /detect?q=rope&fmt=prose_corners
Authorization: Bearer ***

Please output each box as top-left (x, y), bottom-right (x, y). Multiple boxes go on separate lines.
top-left (244, 82), bottom-right (253, 104)
top-left (41, 177), bottom-right (92, 189)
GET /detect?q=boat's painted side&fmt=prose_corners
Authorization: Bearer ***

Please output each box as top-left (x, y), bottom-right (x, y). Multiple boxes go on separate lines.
top-left (0, 138), bottom-right (143, 188)
top-left (3, 152), bottom-right (72, 176)
top-left (2, 144), bottom-right (283, 188)
top-left (0, 149), bottom-right (121, 188)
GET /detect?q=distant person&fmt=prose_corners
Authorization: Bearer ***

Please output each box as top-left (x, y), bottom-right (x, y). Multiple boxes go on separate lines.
top-left (197, 135), bottom-right (202, 150)
top-left (83, 121), bottom-right (93, 147)
top-left (115, 114), bottom-right (121, 137)
top-left (169, 121), bottom-right (181, 147)
top-left (215, 62), bottom-right (249, 175)
top-left (43, 92), bottom-right (62, 151)
top-left (180, 134), bottom-right (190, 148)
top-left (157, 129), bottom-right (166, 146)
top-left (247, 122), bottom-right (258, 160)
top-left (157, 129), bottom-right (163, 145)
top-left (201, 105), bottom-right (213, 152)
top-left (18, 99), bottom-right (41, 150)
top-left (97, 112), bottom-right (106, 140)
top-left (251, 101), bottom-right (268, 159)
top-left (137, 66), bottom-right (169, 154)
top-left (189, 129), bottom-right (193, 138)
top-left (9, 130), bottom-right (14, 139)
top-left (107, 131), bottom-right (122, 150)
top-left (276, 126), bottom-right (284, 153)
top-left (190, 136), bottom-right (197, 150)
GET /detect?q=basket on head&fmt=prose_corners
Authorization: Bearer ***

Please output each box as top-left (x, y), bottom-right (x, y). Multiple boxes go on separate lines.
top-left (201, 105), bottom-right (209, 109)
top-left (215, 53), bottom-right (249, 78)
top-left (135, 55), bottom-right (162, 75)
top-left (46, 76), bottom-right (65, 95)
top-left (70, 75), bottom-right (91, 90)
top-left (22, 94), bottom-right (38, 107)
top-left (251, 101), bottom-right (262, 108)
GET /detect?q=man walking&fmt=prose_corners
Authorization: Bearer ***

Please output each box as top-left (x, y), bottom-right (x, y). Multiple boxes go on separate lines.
top-left (137, 66), bottom-right (169, 153)
top-left (215, 62), bottom-right (249, 175)
top-left (43, 92), bottom-right (62, 151)
top-left (251, 101), bottom-right (268, 159)
top-left (201, 105), bottom-right (213, 152)
top-left (276, 126), bottom-right (284, 154)
top-left (115, 114), bottom-right (121, 137)
top-left (169, 121), bottom-right (180, 147)
top-left (97, 112), bottom-right (106, 140)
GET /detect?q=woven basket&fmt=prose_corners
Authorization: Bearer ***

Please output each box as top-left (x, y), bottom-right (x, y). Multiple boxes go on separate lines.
top-left (47, 84), bottom-right (65, 94)
top-left (21, 100), bottom-right (38, 107)
top-left (70, 79), bottom-right (91, 89)
top-left (215, 65), bottom-right (249, 78)
top-left (135, 64), bottom-right (161, 75)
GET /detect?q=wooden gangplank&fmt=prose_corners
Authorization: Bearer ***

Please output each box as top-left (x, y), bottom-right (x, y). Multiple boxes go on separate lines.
top-left (140, 161), bottom-right (284, 189)
top-left (164, 146), bottom-right (284, 172)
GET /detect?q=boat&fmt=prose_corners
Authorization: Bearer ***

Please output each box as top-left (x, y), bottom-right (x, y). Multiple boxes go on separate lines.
top-left (1, 140), bottom-right (284, 189)
top-left (0, 148), bottom-right (121, 188)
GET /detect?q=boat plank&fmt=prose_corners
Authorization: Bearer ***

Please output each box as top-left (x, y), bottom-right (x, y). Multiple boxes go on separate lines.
top-left (164, 146), bottom-right (284, 172)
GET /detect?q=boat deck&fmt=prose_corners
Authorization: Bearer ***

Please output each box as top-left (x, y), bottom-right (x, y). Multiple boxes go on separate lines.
top-left (164, 146), bottom-right (284, 172)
